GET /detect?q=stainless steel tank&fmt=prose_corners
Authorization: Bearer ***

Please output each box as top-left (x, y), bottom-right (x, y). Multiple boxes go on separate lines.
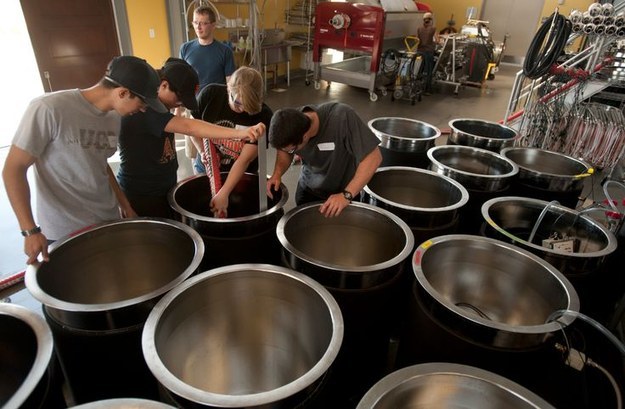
top-left (72, 399), bottom-right (176, 408)
top-left (357, 363), bottom-right (555, 409)
top-left (142, 264), bottom-right (343, 409)
top-left (277, 202), bottom-right (414, 405)
top-left (481, 196), bottom-right (618, 320)
top-left (25, 218), bottom-right (204, 403)
top-left (369, 117), bottom-right (441, 168)
top-left (427, 145), bottom-right (519, 233)
top-left (398, 234), bottom-right (580, 407)
top-left (501, 147), bottom-right (593, 208)
top-left (169, 172), bottom-right (288, 269)
top-left (412, 234), bottom-right (578, 349)
top-left (362, 166), bottom-right (469, 247)
top-left (448, 118), bottom-right (519, 152)
top-left (0, 303), bottom-right (65, 409)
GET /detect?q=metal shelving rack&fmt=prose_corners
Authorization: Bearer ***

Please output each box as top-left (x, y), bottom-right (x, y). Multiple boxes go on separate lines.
top-left (285, 0), bottom-right (317, 84)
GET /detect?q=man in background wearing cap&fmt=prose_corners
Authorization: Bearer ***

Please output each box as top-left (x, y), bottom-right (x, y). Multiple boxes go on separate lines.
top-left (116, 58), bottom-right (265, 218)
top-left (417, 12), bottom-right (440, 95)
top-left (2, 56), bottom-right (168, 265)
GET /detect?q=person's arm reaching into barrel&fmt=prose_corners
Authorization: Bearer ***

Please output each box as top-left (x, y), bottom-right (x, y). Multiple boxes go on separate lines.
top-left (267, 149), bottom-right (293, 200)
top-left (319, 147), bottom-right (383, 217)
top-left (166, 117), bottom-right (264, 142)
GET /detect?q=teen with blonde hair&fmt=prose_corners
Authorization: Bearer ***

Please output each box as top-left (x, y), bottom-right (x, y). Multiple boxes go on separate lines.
top-left (191, 66), bottom-right (273, 217)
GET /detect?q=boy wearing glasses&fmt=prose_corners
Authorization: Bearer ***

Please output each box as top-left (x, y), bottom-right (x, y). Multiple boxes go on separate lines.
top-left (266, 102), bottom-right (382, 217)
top-left (116, 59), bottom-right (265, 218)
top-left (180, 5), bottom-right (236, 91)
top-left (190, 67), bottom-right (273, 218)
top-left (3, 56), bottom-right (168, 264)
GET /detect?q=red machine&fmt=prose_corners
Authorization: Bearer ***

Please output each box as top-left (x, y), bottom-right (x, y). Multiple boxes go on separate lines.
top-left (313, 1), bottom-right (422, 101)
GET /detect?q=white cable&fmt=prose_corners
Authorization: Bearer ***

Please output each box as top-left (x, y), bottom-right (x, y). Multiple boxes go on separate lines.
top-left (528, 200), bottom-right (561, 244)
top-left (603, 180), bottom-right (625, 213)
top-left (587, 359), bottom-right (623, 409)
top-left (548, 309), bottom-right (625, 356)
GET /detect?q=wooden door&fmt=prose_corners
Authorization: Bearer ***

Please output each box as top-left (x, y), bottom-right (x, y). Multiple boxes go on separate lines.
top-left (20, 0), bottom-right (121, 92)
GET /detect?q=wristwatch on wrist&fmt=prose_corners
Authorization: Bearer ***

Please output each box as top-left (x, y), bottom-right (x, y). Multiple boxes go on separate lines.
top-left (342, 190), bottom-right (353, 202)
top-left (21, 225), bottom-right (41, 237)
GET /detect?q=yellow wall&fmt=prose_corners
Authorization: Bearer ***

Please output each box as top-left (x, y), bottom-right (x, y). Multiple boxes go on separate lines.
top-left (125, 0), bottom-right (172, 68)
top-left (427, 0), bottom-right (484, 32)
top-left (428, 0), bottom-right (594, 33)
top-left (539, 1), bottom-right (593, 51)
top-left (130, 0), bottom-right (600, 75)
top-left (540, 0), bottom-right (593, 22)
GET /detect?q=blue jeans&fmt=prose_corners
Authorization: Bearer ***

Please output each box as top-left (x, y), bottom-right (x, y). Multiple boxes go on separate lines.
top-left (193, 154), bottom-right (206, 174)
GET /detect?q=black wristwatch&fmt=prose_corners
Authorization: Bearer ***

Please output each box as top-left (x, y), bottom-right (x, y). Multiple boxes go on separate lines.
top-left (342, 190), bottom-right (353, 202)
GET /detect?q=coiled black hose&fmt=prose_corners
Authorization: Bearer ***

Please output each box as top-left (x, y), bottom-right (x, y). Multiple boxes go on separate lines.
top-left (523, 12), bottom-right (572, 79)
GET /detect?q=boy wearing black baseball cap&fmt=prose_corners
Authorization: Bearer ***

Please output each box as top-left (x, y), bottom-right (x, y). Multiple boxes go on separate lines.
top-left (116, 57), bottom-right (265, 218)
top-left (3, 55), bottom-right (167, 264)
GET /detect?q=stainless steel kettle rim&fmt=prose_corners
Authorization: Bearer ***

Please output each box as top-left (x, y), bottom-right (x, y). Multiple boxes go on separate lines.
top-left (0, 303), bottom-right (55, 409)
top-left (356, 362), bottom-right (556, 409)
top-left (363, 166), bottom-right (470, 212)
top-left (25, 217), bottom-right (204, 313)
top-left (141, 263), bottom-right (344, 407)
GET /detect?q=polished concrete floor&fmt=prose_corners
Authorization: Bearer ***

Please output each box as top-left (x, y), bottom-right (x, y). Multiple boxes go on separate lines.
top-left (0, 63), bottom-right (518, 293)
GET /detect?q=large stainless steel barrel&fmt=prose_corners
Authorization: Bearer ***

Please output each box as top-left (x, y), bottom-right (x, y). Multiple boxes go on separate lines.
top-left (142, 264), bottom-right (343, 409)
top-left (362, 166), bottom-right (469, 247)
top-left (25, 218), bottom-right (204, 404)
top-left (481, 196), bottom-right (618, 321)
top-left (357, 363), bottom-right (555, 409)
top-left (169, 172), bottom-right (288, 269)
top-left (72, 399), bottom-right (176, 408)
top-left (412, 234), bottom-right (578, 349)
top-left (448, 118), bottom-right (519, 152)
top-left (428, 145), bottom-right (519, 233)
top-left (278, 203), bottom-right (414, 290)
top-left (399, 234), bottom-right (580, 407)
top-left (0, 303), bottom-right (65, 409)
top-left (369, 117), bottom-right (441, 168)
top-left (277, 202), bottom-right (414, 405)
top-left (501, 147), bottom-right (593, 208)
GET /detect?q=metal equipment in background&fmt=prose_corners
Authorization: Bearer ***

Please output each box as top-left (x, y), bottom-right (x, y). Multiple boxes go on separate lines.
top-left (433, 19), bottom-right (505, 95)
top-left (390, 36), bottom-right (423, 104)
top-left (312, 0), bottom-right (422, 101)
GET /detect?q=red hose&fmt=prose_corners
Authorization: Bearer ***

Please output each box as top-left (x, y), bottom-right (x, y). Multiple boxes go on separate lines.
top-left (500, 57), bottom-right (613, 125)
top-left (0, 270), bottom-right (25, 292)
top-left (203, 139), bottom-right (224, 218)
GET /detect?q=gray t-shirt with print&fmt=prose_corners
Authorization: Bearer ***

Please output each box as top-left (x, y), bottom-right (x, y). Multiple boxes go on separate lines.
top-left (12, 89), bottom-right (121, 240)
top-left (296, 102), bottom-right (380, 197)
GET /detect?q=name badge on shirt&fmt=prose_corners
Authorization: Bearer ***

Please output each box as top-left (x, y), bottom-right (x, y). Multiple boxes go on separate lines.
top-left (317, 142), bottom-right (335, 151)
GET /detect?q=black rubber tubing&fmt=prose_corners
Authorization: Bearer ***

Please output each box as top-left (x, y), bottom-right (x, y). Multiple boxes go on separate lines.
top-left (523, 12), bottom-right (572, 79)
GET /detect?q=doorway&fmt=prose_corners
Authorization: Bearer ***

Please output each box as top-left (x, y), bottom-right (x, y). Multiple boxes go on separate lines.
top-left (20, 0), bottom-right (121, 92)
top-left (0, 1), bottom-right (42, 148)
